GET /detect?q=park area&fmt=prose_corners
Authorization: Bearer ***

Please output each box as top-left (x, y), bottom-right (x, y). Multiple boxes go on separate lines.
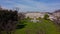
top-left (0, 9), bottom-right (60, 34)
top-left (15, 19), bottom-right (60, 34)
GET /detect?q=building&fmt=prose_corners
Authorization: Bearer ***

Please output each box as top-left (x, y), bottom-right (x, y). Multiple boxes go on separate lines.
top-left (53, 11), bottom-right (60, 17)
top-left (25, 12), bottom-right (47, 18)
top-left (20, 11), bottom-right (60, 21)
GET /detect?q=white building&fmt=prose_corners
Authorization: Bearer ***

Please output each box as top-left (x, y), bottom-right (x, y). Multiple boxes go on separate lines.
top-left (49, 14), bottom-right (57, 21)
top-left (24, 12), bottom-right (58, 21)
top-left (25, 12), bottom-right (47, 18)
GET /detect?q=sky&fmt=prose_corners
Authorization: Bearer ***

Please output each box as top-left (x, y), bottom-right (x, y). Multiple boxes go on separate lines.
top-left (0, 0), bottom-right (60, 12)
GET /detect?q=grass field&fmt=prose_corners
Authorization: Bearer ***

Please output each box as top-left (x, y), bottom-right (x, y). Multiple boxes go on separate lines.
top-left (15, 19), bottom-right (60, 34)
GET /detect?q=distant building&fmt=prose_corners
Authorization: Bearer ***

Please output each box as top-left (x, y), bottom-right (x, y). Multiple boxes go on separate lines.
top-left (25, 12), bottom-right (47, 18)
top-left (19, 11), bottom-right (60, 21)
top-left (48, 14), bottom-right (57, 21)
top-left (53, 11), bottom-right (60, 17)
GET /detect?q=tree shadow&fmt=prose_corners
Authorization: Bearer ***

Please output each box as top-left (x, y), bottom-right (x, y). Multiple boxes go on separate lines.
top-left (16, 24), bottom-right (26, 29)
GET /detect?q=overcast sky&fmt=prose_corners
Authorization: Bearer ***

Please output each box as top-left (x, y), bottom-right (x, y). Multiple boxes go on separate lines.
top-left (0, 0), bottom-right (60, 12)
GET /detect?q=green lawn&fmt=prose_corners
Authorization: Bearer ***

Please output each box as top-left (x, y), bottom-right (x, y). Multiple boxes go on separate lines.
top-left (15, 19), bottom-right (60, 34)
